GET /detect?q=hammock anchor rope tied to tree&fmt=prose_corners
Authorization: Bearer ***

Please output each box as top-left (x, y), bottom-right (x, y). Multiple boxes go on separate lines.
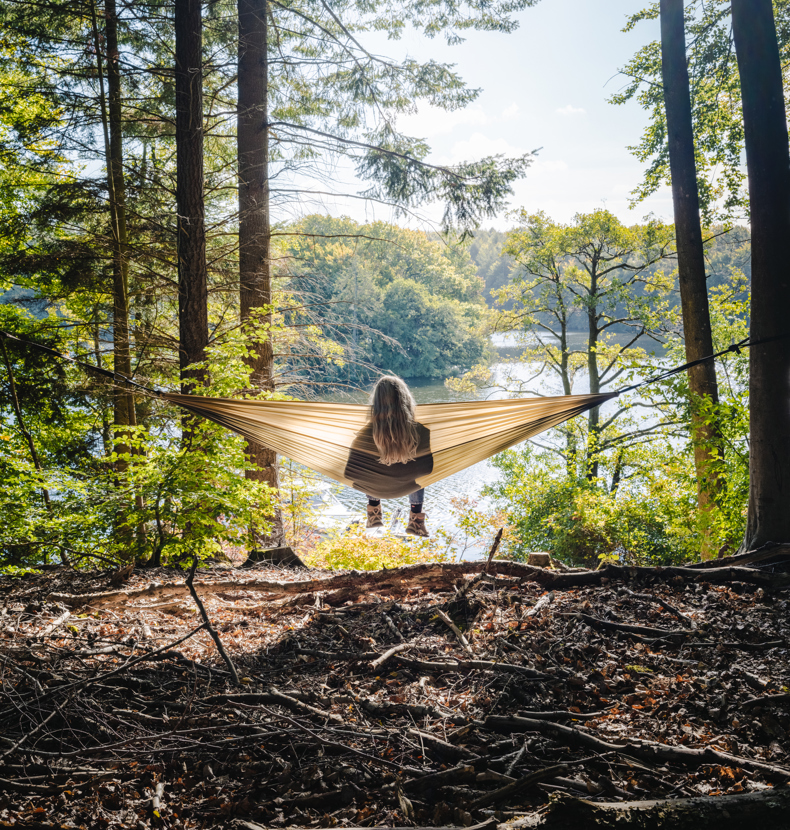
top-left (0, 330), bottom-right (768, 498)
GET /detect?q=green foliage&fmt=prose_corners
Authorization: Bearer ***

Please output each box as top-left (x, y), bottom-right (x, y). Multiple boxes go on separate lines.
top-left (453, 209), bottom-right (678, 482)
top-left (488, 440), bottom-right (695, 567)
top-left (465, 228), bottom-right (518, 304)
top-left (0, 311), bottom-right (278, 569)
top-left (306, 527), bottom-right (449, 571)
top-left (611, 0), bottom-right (790, 221)
top-left (284, 215), bottom-right (489, 379)
top-left (654, 271), bottom-right (751, 552)
top-left (485, 258), bottom-right (752, 566)
top-left (0, 0), bottom-right (541, 568)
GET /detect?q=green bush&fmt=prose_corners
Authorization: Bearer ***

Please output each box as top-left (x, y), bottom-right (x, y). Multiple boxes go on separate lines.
top-left (488, 445), bottom-right (695, 567)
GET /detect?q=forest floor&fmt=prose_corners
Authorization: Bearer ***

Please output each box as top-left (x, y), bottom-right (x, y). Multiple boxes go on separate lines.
top-left (2, 554), bottom-right (790, 829)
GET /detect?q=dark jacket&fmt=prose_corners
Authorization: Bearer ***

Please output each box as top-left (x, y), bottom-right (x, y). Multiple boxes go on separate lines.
top-left (344, 421), bottom-right (433, 499)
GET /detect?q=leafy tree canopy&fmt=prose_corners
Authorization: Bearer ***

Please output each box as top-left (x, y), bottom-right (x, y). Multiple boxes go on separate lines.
top-left (283, 214), bottom-right (489, 378)
top-left (611, 0), bottom-right (790, 222)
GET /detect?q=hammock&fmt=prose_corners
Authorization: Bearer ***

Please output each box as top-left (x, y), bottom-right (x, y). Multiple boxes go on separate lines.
top-left (0, 328), bottom-right (756, 498)
top-left (163, 391), bottom-right (615, 499)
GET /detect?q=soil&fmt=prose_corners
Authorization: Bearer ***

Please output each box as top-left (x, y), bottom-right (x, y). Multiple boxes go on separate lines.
top-left (2, 555), bottom-right (790, 829)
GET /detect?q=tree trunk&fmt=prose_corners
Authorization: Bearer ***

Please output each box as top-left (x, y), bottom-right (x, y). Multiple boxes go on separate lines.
top-left (586, 268), bottom-right (601, 481)
top-left (91, 0), bottom-right (144, 555)
top-left (105, 0), bottom-right (136, 439)
top-left (90, 0), bottom-right (136, 453)
top-left (175, 0), bottom-right (209, 392)
top-left (660, 0), bottom-right (722, 557)
top-left (237, 0), bottom-right (283, 546)
top-left (731, 0), bottom-right (790, 551)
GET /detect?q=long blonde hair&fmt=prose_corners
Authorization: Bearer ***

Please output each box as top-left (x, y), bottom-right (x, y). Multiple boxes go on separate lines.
top-left (370, 375), bottom-right (419, 465)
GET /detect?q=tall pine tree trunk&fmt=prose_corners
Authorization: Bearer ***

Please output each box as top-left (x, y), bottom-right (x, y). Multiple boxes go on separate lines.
top-left (90, 0), bottom-right (136, 452)
top-left (660, 0), bottom-right (722, 557)
top-left (731, 0), bottom-right (790, 550)
top-left (175, 0), bottom-right (208, 392)
top-left (238, 0), bottom-right (283, 547)
top-left (91, 0), bottom-right (145, 556)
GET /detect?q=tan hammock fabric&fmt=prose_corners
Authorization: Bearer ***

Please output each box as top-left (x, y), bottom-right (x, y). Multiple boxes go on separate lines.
top-left (163, 392), bottom-right (615, 499)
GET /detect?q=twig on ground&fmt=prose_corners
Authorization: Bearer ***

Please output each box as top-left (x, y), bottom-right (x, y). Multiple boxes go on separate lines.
top-left (186, 554), bottom-right (240, 686)
top-left (0, 704), bottom-right (64, 760)
top-left (370, 642), bottom-right (410, 670)
top-left (151, 781), bottom-right (165, 818)
top-left (436, 609), bottom-right (474, 656)
top-left (621, 587), bottom-right (695, 627)
top-left (382, 611), bottom-right (405, 641)
top-left (483, 528), bottom-right (504, 573)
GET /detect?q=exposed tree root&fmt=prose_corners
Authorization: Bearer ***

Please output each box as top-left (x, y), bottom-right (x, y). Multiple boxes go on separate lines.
top-left (48, 559), bottom-right (790, 610)
top-left (503, 787), bottom-right (790, 829)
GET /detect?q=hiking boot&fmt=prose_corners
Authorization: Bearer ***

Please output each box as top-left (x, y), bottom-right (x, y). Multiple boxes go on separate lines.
top-left (366, 503), bottom-right (384, 528)
top-left (406, 512), bottom-right (429, 537)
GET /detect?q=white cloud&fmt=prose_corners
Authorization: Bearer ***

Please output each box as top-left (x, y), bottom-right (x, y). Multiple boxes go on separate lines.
top-left (397, 104), bottom-right (488, 138)
top-left (532, 159), bottom-right (570, 174)
top-left (442, 132), bottom-right (526, 163)
top-left (502, 103), bottom-right (520, 119)
top-left (556, 104), bottom-right (586, 116)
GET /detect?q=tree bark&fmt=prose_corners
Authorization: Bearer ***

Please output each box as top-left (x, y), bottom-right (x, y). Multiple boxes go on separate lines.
top-left (731, 0), bottom-right (790, 550)
top-left (660, 0), bottom-right (722, 557)
top-left (586, 261), bottom-right (601, 481)
top-left (175, 0), bottom-right (209, 392)
top-left (91, 0), bottom-right (146, 554)
top-left (90, 0), bottom-right (137, 453)
top-left (238, 0), bottom-right (283, 545)
top-left (105, 0), bottom-right (136, 437)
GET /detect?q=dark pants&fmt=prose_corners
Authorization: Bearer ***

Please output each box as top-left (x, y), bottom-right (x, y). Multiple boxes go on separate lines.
top-left (368, 489), bottom-right (424, 504)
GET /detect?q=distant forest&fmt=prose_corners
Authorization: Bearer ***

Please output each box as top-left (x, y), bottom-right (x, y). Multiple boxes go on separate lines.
top-left (465, 225), bottom-right (751, 329)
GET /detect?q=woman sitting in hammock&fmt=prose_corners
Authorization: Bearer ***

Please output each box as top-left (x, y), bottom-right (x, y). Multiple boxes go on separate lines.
top-left (343, 375), bottom-right (432, 537)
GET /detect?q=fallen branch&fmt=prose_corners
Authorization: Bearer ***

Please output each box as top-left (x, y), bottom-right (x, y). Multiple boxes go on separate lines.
top-left (395, 655), bottom-right (550, 679)
top-left (563, 611), bottom-right (694, 640)
top-left (382, 611), bottom-right (405, 641)
top-left (620, 587), bottom-right (695, 627)
top-left (47, 559), bottom-right (790, 610)
top-left (436, 609), bottom-right (474, 656)
top-left (208, 690), bottom-right (343, 723)
top-left (469, 763), bottom-right (568, 809)
top-left (186, 555), bottom-right (240, 686)
top-left (741, 693), bottom-right (790, 710)
top-left (403, 763), bottom-right (477, 790)
top-left (370, 642), bottom-right (410, 670)
top-left (340, 692), bottom-right (458, 723)
top-left (485, 715), bottom-right (790, 778)
top-left (408, 728), bottom-right (479, 761)
top-left (151, 781), bottom-right (165, 819)
top-left (259, 705), bottom-right (422, 774)
top-left (509, 709), bottom-right (608, 722)
top-left (507, 787), bottom-right (790, 829)
top-left (484, 528), bottom-right (504, 573)
top-left (39, 610), bottom-right (71, 638)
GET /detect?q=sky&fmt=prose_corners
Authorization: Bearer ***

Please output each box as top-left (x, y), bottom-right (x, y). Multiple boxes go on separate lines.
top-left (307, 0), bottom-right (672, 231)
